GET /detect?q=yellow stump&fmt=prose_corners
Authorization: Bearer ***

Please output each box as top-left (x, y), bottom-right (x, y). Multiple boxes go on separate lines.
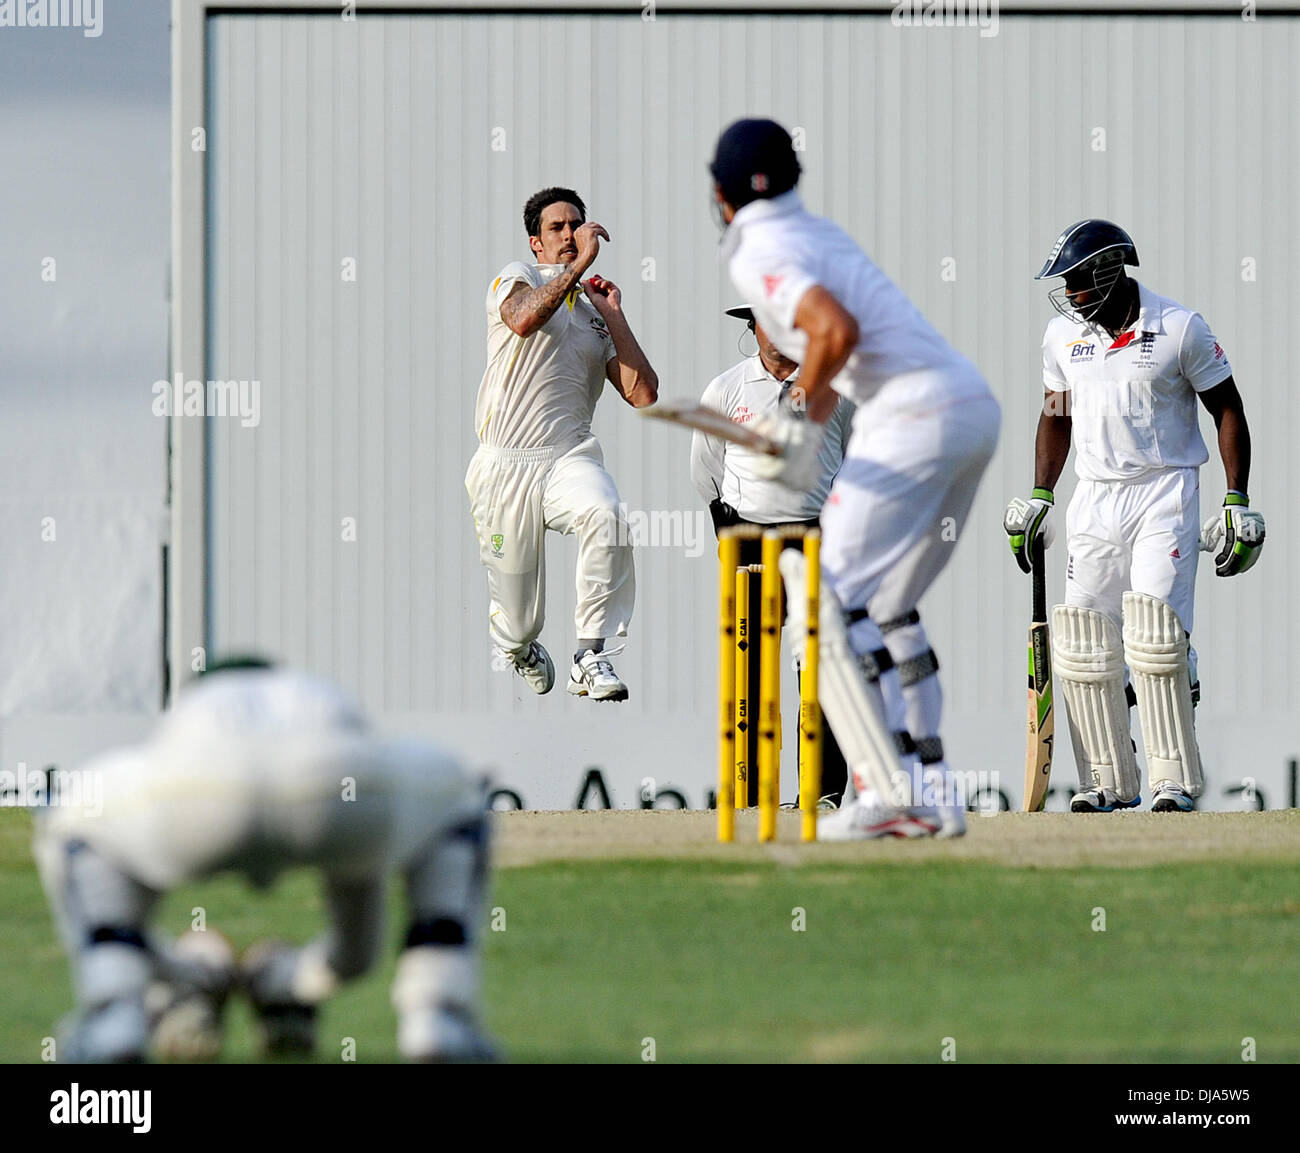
top-left (799, 530), bottom-right (822, 842)
top-left (717, 534), bottom-right (739, 843)
top-left (758, 532), bottom-right (783, 842)
top-left (734, 567), bottom-right (751, 809)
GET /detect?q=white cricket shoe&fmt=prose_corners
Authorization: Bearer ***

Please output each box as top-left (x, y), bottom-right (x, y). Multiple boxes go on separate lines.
top-left (817, 791), bottom-right (941, 841)
top-left (1070, 786), bottom-right (1141, 813)
top-left (1151, 781), bottom-right (1195, 812)
top-left (506, 642), bottom-right (555, 695)
top-left (566, 646), bottom-right (628, 702)
top-left (920, 767), bottom-right (967, 838)
top-left (398, 1007), bottom-right (501, 1064)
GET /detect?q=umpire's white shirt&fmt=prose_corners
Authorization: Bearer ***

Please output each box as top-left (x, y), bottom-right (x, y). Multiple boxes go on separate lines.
top-left (690, 355), bottom-right (852, 522)
top-left (720, 191), bottom-right (988, 412)
top-left (1042, 280), bottom-right (1233, 482)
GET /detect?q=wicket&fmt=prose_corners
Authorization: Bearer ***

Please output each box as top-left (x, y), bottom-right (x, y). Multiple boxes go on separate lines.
top-left (717, 525), bottom-right (821, 844)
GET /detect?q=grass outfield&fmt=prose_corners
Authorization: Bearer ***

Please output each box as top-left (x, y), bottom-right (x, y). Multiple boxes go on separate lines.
top-left (3, 808), bottom-right (1299, 1063)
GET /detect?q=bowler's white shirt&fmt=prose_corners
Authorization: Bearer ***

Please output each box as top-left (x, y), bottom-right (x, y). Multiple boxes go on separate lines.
top-left (1042, 280), bottom-right (1232, 482)
top-left (475, 261), bottom-right (617, 453)
top-left (720, 191), bottom-right (986, 412)
top-left (690, 355), bottom-right (853, 522)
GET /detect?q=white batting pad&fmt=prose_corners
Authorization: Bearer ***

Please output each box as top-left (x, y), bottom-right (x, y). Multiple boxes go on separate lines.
top-left (1051, 604), bottom-right (1140, 800)
top-left (783, 551), bottom-right (903, 800)
top-left (1122, 592), bottom-right (1204, 797)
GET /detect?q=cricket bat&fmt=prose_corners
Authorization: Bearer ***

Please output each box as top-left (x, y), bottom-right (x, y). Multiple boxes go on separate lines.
top-left (1023, 536), bottom-right (1054, 812)
top-left (641, 399), bottom-right (783, 456)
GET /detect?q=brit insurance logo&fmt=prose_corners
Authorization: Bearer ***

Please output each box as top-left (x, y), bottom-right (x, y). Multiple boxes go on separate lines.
top-left (1068, 340), bottom-right (1096, 362)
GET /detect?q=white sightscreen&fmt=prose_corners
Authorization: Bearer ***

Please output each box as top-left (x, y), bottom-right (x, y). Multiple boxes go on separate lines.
top-left (204, 12), bottom-right (1300, 809)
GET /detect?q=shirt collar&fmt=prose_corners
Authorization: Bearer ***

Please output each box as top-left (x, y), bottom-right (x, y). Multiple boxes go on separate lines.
top-left (744, 353), bottom-right (799, 387)
top-left (720, 190), bottom-right (804, 260)
top-left (1132, 280), bottom-right (1165, 335)
top-left (1079, 278), bottom-right (1163, 343)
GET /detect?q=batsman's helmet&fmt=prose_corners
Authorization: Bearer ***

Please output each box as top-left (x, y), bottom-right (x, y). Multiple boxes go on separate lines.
top-left (1035, 219), bottom-right (1139, 322)
top-left (709, 119), bottom-right (801, 210)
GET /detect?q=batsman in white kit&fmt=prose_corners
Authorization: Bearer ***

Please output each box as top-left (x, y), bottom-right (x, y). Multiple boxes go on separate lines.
top-left (691, 303), bottom-right (855, 806)
top-left (33, 659), bottom-right (497, 1063)
top-left (1005, 220), bottom-right (1264, 813)
top-left (709, 120), bottom-right (1002, 839)
top-left (467, 187), bottom-right (659, 701)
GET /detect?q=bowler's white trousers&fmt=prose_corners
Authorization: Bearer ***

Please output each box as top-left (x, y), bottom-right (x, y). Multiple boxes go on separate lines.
top-left (465, 435), bottom-right (635, 654)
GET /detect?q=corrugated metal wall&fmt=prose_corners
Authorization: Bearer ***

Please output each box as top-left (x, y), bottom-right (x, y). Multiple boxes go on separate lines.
top-left (206, 11), bottom-right (1299, 808)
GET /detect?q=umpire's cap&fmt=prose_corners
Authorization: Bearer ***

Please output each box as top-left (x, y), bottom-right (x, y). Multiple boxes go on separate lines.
top-left (710, 119), bottom-right (801, 209)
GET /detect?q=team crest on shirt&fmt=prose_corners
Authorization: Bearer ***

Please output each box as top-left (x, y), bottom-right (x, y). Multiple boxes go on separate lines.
top-left (490, 534), bottom-right (505, 558)
top-left (589, 316), bottom-right (609, 335)
top-left (1068, 339), bottom-right (1096, 362)
top-left (1134, 332), bottom-right (1157, 366)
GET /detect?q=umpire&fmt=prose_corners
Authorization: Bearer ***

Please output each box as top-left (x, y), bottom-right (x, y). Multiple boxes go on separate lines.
top-left (691, 305), bottom-right (854, 805)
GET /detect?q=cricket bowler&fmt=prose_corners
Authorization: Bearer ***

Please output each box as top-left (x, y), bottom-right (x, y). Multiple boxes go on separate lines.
top-left (466, 188), bottom-right (659, 702)
top-left (1004, 219), bottom-right (1264, 814)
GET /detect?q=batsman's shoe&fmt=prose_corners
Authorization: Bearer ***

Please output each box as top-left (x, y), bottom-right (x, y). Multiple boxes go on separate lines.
top-left (148, 930), bottom-right (237, 1061)
top-left (566, 646), bottom-right (628, 701)
top-left (928, 801), bottom-right (967, 839)
top-left (506, 642), bottom-right (555, 695)
top-left (1151, 781), bottom-right (1195, 812)
top-left (921, 767), bottom-right (967, 838)
top-left (817, 793), bottom-right (941, 841)
top-left (241, 941), bottom-right (319, 1058)
top-left (1070, 786), bottom-right (1141, 813)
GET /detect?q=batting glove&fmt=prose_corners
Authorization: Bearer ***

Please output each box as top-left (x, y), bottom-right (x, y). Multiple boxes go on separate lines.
top-left (1199, 491), bottom-right (1265, 577)
top-left (1003, 489), bottom-right (1056, 574)
top-left (749, 411), bottom-right (826, 493)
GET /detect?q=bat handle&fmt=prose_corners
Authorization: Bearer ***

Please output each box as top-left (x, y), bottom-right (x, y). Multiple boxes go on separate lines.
top-left (1031, 536), bottom-right (1047, 621)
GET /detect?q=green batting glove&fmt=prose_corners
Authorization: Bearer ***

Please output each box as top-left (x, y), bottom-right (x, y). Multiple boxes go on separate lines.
top-left (1199, 491), bottom-right (1265, 577)
top-left (1003, 488), bottom-right (1055, 574)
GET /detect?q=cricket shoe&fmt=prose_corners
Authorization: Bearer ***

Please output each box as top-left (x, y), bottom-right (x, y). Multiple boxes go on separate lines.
top-left (241, 941), bottom-right (318, 1058)
top-left (399, 1007), bottom-right (501, 1064)
top-left (505, 642), bottom-right (555, 695)
top-left (566, 645), bottom-right (628, 701)
top-left (56, 1002), bottom-right (150, 1064)
top-left (921, 767), bottom-right (967, 839)
top-left (1070, 787), bottom-right (1142, 813)
top-left (148, 930), bottom-right (237, 1061)
top-left (1151, 781), bottom-right (1195, 812)
top-left (816, 792), bottom-right (942, 841)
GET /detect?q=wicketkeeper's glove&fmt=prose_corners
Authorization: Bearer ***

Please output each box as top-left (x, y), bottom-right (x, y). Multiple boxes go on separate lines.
top-left (748, 411), bottom-right (827, 493)
top-left (1003, 488), bottom-right (1056, 573)
top-left (1199, 491), bottom-right (1266, 577)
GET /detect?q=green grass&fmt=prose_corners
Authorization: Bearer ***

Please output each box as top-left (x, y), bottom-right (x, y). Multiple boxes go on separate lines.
top-left (4, 809), bottom-right (1298, 1062)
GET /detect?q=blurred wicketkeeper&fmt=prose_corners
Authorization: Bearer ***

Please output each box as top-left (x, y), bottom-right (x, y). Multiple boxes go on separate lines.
top-left (33, 659), bottom-right (496, 1063)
